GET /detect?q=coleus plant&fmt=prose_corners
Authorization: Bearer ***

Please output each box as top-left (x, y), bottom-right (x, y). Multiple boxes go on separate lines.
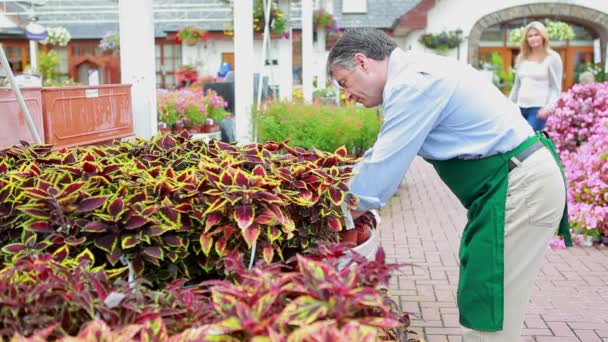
top-left (0, 252), bottom-right (214, 340)
top-left (3, 245), bottom-right (416, 341)
top-left (0, 133), bottom-right (360, 286)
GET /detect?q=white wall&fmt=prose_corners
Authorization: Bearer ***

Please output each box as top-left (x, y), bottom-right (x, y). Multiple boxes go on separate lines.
top-left (401, 0), bottom-right (608, 63)
top-left (182, 38), bottom-right (287, 85)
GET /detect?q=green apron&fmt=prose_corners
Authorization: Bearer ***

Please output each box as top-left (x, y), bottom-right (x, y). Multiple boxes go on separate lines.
top-left (426, 131), bottom-right (572, 331)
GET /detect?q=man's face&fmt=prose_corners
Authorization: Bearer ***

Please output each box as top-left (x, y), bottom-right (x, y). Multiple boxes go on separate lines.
top-left (331, 54), bottom-right (384, 108)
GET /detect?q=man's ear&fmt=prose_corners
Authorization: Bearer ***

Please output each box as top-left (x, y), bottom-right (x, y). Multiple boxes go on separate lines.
top-left (354, 53), bottom-right (367, 70)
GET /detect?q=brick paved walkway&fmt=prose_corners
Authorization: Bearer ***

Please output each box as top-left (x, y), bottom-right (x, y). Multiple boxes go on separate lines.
top-left (382, 157), bottom-right (608, 342)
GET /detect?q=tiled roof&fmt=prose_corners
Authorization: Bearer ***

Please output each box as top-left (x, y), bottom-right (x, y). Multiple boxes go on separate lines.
top-left (333, 0), bottom-right (422, 29)
top-left (1, 0), bottom-right (423, 39)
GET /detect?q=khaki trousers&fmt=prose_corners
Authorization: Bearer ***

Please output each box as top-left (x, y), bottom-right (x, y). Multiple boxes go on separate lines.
top-left (461, 147), bottom-right (566, 341)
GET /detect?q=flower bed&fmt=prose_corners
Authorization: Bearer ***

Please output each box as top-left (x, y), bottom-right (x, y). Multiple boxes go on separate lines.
top-left (545, 82), bottom-right (608, 159)
top-left (254, 101), bottom-right (382, 156)
top-left (157, 88), bottom-right (228, 132)
top-left (563, 120), bottom-right (608, 239)
top-left (0, 134), bottom-right (413, 339)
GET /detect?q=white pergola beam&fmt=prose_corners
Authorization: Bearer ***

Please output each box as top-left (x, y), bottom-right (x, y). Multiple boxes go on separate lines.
top-left (278, 0), bottom-right (293, 101)
top-left (119, 0), bottom-right (157, 139)
top-left (301, 0), bottom-right (313, 102)
top-left (234, 0), bottom-right (254, 144)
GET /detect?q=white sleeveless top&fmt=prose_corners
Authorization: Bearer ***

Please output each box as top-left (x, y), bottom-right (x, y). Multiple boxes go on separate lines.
top-left (516, 60), bottom-right (550, 108)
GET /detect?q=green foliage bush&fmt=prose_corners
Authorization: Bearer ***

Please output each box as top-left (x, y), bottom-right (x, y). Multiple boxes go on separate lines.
top-left (254, 101), bottom-right (382, 156)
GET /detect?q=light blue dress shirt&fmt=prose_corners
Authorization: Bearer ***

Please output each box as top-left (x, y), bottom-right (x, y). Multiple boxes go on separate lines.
top-left (350, 48), bottom-right (534, 211)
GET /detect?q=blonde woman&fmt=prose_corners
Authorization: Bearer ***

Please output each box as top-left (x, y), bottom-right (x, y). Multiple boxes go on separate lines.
top-left (509, 21), bottom-right (563, 131)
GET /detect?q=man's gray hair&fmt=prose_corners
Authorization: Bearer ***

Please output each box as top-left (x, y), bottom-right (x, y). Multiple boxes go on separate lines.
top-left (326, 28), bottom-right (397, 78)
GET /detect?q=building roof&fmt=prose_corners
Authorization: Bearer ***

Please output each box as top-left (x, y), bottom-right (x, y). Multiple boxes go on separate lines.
top-left (1, 0), bottom-right (424, 39)
top-left (333, 0), bottom-right (422, 29)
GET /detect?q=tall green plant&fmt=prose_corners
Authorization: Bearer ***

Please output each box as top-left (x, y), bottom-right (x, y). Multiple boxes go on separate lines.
top-left (38, 50), bottom-right (62, 86)
top-left (254, 102), bottom-right (382, 156)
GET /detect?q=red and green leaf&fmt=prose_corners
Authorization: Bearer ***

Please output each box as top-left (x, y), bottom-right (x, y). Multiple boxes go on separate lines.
top-left (234, 205), bottom-right (254, 230)
top-left (77, 196), bottom-right (108, 213)
top-left (200, 233), bottom-right (214, 256)
top-left (241, 224), bottom-right (260, 248)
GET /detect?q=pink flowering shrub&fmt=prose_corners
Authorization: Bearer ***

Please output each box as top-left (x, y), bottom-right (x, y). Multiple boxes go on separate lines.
top-left (545, 82), bottom-right (608, 159)
top-left (563, 120), bottom-right (608, 238)
top-left (157, 89), bottom-right (228, 128)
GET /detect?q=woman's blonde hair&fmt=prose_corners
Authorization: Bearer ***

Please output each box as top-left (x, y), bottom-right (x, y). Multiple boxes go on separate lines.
top-left (515, 21), bottom-right (552, 66)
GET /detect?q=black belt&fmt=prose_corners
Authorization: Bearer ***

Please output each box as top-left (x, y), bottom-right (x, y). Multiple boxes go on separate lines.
top-left (508, 141), bottom-right (545, 172)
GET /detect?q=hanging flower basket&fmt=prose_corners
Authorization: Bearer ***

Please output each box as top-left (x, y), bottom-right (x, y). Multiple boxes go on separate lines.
top-left (40, 26), bottom-right (71, 47)
top-left (98, 31), bottom-right (120, 55)
top-left (176, 25), bottom-right (209, 46)
top-left (418, 30), bottom-right (463, 53)
top-left (226, 0), bottom-right (288, 37)
top-left (313, 8), bottom-right (337, 31)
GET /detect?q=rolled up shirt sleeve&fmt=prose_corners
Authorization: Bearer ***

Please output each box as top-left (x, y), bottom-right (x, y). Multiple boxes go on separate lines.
top-left (349, 79), bottom-right (446, 211)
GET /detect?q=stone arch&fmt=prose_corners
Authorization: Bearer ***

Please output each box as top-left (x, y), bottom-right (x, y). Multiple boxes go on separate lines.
top-left (468, 3), bottom-right (608, 67)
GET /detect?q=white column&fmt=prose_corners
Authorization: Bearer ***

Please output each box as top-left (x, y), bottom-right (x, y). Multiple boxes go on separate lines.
top-left (301, 0), bottom-right (313, 102)
top-left (278, 0), bottom-right (293, 101)
top-left (315, 27), bottom-right (327, 88)
top-left (234, 0), bottom-right (254, 144)
top-left (118, 0), bottom-right (157, 139)
top-left (29, 41), bottom-right (38, 73)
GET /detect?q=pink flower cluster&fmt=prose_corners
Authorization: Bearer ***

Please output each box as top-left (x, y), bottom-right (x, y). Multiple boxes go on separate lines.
top-left (545, 82), bottom-right (608, 160)
top-left (157, 88), bottom-right (228, 127)
top-left (545, 82), bottom-right (608, 241)
top-left (563, 119), bottom-right (608, 238)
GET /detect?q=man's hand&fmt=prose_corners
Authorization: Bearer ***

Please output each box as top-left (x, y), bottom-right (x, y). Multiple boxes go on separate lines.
top-left (537, 108), bottom-right (550, 119)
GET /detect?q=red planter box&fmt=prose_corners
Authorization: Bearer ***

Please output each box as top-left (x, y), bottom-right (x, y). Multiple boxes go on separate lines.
top-left (0, 87), bottom-right (45, 148)
top-left (41, 85), bottom-right (134, 148)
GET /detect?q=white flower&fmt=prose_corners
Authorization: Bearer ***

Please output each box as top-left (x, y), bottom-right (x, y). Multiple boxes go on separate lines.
top-left (41, 26), bottom-right (71, 46)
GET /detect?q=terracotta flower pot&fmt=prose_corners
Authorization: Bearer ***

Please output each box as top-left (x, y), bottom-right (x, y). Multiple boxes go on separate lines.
top-left (202, 123), bottom-right (220, 133)
top-left (183, 37), bottom-right (199, 46)
top-left (187, 124), bottom-right (204, 134)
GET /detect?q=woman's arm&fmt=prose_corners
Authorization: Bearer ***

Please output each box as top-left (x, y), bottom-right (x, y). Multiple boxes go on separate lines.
top-left (508, 70), bottom-right (520, 103)
top-left (543, 51), bottom-right (563, 113)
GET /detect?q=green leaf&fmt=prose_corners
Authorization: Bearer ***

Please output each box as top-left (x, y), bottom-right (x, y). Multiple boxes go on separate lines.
top-left (210, 317), bottom-right (243, 334)
top-left (277, 295), bottom-right (328, 326)
top-left (77, 196), bottom-right (108, 213)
